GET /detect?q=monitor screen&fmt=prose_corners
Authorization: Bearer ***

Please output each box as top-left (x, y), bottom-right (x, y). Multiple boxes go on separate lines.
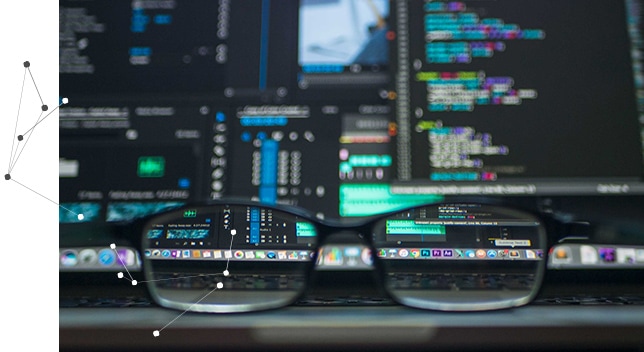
top-left (59, 0), bottom-right (644, 269)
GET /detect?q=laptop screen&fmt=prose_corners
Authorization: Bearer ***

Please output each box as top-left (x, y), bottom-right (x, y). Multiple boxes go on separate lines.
top-left (59, 0), bottom-right (644, 271)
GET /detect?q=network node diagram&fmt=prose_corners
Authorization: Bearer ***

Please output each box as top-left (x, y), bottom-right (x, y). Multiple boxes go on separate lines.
top-left (4, 61), bottom-right (79, 219)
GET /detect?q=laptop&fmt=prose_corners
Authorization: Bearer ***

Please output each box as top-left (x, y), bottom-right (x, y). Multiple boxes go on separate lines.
top-left (59, 0), bottom-right (644, 350)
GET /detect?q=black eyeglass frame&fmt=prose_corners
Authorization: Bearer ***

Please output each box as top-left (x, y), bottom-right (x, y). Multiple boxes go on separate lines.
top-left (116, 198), bottom-right (553, 313)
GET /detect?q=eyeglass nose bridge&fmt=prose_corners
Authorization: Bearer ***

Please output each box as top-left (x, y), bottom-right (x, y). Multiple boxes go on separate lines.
top-left (307, 226), bottom-right (393, 302)
top-left (316, 228), bottom-right (370, 244)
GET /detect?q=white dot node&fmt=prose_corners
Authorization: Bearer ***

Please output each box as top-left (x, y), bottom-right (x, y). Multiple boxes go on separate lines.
top-left (62, 97), bottom-right (69, 104)
top-left (117, 272), bottom-right (124, 279)
top-left (132, 280), bottom-right (138, 286)
top-left (110, 243), bottom-right (116, 249)
top-left (77, 214), bottom-right (85, 221)
top-left (153, 330), bottom-right (160, 337)
top-left (231, 229), bottom-right (237, 236)
top-left (223, 270), bottom-right (230, 276)
top-left (216, 282), bottom-right (224, 289)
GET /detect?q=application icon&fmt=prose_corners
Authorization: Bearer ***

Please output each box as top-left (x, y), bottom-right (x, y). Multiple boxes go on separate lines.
top-left (379, 249), bottom-right (387, 257)
top-left (224, 250), bottom-right (233, 259)
top-left (151, 249), bottom-right (161, 257)
top-left (182, 250), bottom-right (191, 258)
top-left (498, 249), bottom-right (509, 258)
top-left (98, 249), bottom-right (116, 266)
top-left (213, 250), bottom-right (222, 259)
top-left (398, 249), bottom-right (409, 258)
top-left (361, 248), bottom-right (373, 265)
top-left (442, 249), bottom-right (453, 257)
top-left (316, 251), bottom-right (324, 265)
top-left (255, 251), bottom-right (266, 259)
top-left (171, 250), bottom-right (180, 258)
top-left (161, 250), bottom-right (171, 257)
top-left (345, 247), bottom-right (360, 257)
top-left (525, 250), bottom-right (536, 259)
top-left (324, 248), bottom-right (343, 265)
top-left (117, 249), bottom-right (135, 266)
top-left (289, 251), bottom-right (299, 260)
top-left (551, 246), bottom-right (571, 263)
top-left (61, 250), bottom-right (78, 267)
top-left (580, 245), bottom-right (598, 264)
top-left (465, 250), bottom-right (476, 258)
top-left (432, 249), bottom-right (442, 257)
top-left (410, 249), bottom-right (420, 258)
top-left (486, 250), bottom-right (497, 259)
top-left (244, 251), bottom-right (254, 259)
top-left (202, 250), bottom-right (212, 258)
top-left (234, 250), bottom-right (244, 259)
top-left (278, 251), bottom-right (287, 260)
top-left (79, 249), bottom-right (98, 265)
top-left (192, 250), bottom-right (202, 258)
top-left (454, 249), bottom-right (464, 258)
top-left (420, 249), bottom-right (431, 257)
top-left (475, 249), bottom-right (487, 259)
top-left (144, 250), bottom-right (151, 257)
top-left (636, 249), bottom-right (644, 263)
top-left (616, 248), bottom-right (636, 264)
top-left (267, 251), bottom-right (277, 259)
top-left (509, 250), bottom-right (520, 258)
top-left (599, 247), bottom-right (616, 263)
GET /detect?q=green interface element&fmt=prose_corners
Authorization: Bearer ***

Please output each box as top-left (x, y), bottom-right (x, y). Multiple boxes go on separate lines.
top-left (137, 156), bottom-right (165, 178)
top-left (183, 209), bottom-right (197, 218)
top-left (296, 222), bottom-right (317, 237)
top-left (340, 154), bottom-right (392, 173)
top-left (339, 184), bottom-right (443, 217)
top-left (385, 220), bottom-right (446, 235)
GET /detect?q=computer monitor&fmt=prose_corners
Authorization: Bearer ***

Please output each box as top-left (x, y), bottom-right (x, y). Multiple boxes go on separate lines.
top-left (59, 0), bottom-right (644, 271)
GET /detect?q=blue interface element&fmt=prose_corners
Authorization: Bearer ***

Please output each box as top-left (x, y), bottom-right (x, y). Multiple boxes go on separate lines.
top-left (59, 203), bottom-right (101, 223)
top-left (250, 207), bottom-right (260, 244)
top-left (106, 202), bottom-right (184, 222)
top-left (240, 116), bottom-right (288, 126)
top-left (166, 229), bottom-right (210, 240)
top-left (259, 139), bottom-right (279, 204)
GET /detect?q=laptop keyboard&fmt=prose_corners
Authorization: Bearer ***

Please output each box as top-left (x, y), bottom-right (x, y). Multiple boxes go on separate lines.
top-left (60, 296), bottom-right (155, 308)
top-left (61, 271), bottom-right (644, 307)
top-left (59, 295), bottom-right (395, 308)
top-left (532, 295), bottom-right (644, 306)
top-left (60, 293), bottom-right (644, 308)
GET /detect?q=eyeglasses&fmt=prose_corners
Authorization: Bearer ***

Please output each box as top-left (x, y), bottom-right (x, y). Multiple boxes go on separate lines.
top-left (131, 201), bottom-right (548, 313)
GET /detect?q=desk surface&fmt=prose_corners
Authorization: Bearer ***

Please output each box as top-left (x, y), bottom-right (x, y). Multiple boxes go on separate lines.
top-left (60, 305), bottom-right (644, 351)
